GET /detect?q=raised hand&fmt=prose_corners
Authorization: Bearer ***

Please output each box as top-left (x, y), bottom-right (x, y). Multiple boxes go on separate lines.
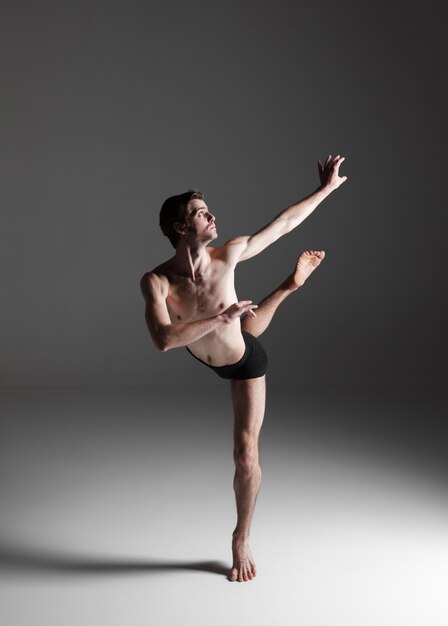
top-left (317, 154), bottom-right (347, 191)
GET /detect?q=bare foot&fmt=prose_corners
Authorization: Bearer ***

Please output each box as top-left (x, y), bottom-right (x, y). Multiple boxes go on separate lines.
top-left (228, 535), bottom-right (257, 582)
top-left (287, 250), bottom-right (325, 290)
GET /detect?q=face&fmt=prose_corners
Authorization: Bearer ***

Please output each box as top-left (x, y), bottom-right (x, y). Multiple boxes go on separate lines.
top-left (184, 199), bottom-right (218, 242)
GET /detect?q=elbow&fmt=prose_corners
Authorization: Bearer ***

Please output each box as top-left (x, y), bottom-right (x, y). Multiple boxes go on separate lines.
top-left (146, 321), bottom-right (169, 351)
top-left (153, 330), bottom-right (171, 352)
top-left (154, 337), bottom-right (169, 352)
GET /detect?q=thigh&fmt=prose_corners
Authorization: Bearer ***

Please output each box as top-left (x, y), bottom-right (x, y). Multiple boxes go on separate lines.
top-left (231, 376), bottom-right (266, 445)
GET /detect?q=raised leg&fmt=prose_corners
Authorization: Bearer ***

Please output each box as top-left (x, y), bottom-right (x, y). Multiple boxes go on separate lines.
top-left (229, 375), bottom-right (266, 582)
top-left (242, 250), bottom-right (325, 338)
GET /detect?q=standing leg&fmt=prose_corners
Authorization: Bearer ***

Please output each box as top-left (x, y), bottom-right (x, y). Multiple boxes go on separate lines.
top-left (229, 375), bottom-right (266, 582)
top-left (242, 250), bottom-right (325, 338)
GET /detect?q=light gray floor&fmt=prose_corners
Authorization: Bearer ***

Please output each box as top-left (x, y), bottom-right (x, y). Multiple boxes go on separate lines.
top-left (1, 386), bottom-right (448, 625)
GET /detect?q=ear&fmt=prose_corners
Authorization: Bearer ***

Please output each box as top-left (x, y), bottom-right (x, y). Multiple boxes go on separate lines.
top-left (173, 222), bottom-right (187, 236)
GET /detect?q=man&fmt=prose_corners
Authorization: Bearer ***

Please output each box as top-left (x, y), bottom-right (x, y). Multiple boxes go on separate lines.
top-left (140, 155), bottom-right (347, 582)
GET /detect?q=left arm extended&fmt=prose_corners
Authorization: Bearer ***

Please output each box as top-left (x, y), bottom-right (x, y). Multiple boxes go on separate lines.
top-left (227, 155), bottom-right (347, 262)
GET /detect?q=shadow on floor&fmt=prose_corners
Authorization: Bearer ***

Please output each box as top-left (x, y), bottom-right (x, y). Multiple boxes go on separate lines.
top-left (0, 543), bottom-right (229, 579)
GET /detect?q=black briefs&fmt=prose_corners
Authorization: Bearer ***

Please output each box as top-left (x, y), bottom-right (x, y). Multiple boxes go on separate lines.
top-left (186, 331), bottom-right (268, 380)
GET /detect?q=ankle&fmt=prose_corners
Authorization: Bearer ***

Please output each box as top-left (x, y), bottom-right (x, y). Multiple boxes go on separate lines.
top-left (232, 529), bottom-right (250, 541)
top-left (283, 275), bottom-right (301, 291)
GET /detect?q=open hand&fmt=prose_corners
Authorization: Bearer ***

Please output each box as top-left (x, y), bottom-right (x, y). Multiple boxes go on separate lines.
top-left (222, 301), bottom-right (258, 324)
top-left (318, 154), bottom-right (347, 191)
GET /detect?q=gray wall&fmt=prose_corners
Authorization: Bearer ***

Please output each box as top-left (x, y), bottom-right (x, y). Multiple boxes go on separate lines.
top-left (1, 0), bottom-right (446, 386)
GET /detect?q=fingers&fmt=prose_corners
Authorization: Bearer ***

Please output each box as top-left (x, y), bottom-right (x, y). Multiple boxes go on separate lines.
top-left (228, 300), bottom-right (258, 319)
top-left (223, 301), bottom-right (258, 325)
top-left (333, 156), bottom-right (347, 183)
top-left (322, 154), bottom-right (345, 169)
top-left (325, 154), bottom-right (347, 181)
top-left (333, 155), bottom-right (345, 171)
top-left (237, 300), bottom-right (254, 307)
top-left (237, 302), bottom-right (258, 320)
top-left (240, 303), bottom-right (258, 314)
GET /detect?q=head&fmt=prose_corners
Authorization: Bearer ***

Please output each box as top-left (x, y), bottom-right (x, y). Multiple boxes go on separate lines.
top-left (159, 189), bottom-right (216, 248)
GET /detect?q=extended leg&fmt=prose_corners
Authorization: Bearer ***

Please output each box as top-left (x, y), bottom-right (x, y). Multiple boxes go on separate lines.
top-left (229, 375), bottom-right (266, 582)
top-left (242, 250), bottom-right (325, 338)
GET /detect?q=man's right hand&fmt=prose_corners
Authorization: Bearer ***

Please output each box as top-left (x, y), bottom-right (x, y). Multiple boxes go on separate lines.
top-left (221, 301), bottom-right (258, 324)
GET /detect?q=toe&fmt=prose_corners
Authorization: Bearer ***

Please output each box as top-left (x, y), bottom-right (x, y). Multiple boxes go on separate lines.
top-left (229, 567), bottom-right (238, 582)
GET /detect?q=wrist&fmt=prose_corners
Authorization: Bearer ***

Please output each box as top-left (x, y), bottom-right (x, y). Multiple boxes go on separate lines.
top-left (317, 183), bottom-right (334, 196)
top-left (216, 313), bottom-right (227, 326)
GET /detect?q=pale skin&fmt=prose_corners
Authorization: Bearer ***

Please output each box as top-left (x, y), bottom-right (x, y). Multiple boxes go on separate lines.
top-left (140, 155), bottom-right (347, 582)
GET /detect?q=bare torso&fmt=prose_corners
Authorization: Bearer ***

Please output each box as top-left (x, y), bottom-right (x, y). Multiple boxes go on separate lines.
top-left (150, 246), bottom-right (246, 366)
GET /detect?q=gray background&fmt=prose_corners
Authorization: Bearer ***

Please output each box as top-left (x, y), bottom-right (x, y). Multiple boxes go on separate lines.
top-left (1, 0), bottom-right (446, 386)
top-left (2, 4), bottom-right (448, 624)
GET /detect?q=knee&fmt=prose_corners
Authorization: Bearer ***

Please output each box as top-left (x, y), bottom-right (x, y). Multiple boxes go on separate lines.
top-left (241, 316), bottom-right (258, 337)
top-left (234, 441), bottom-right (259, 477)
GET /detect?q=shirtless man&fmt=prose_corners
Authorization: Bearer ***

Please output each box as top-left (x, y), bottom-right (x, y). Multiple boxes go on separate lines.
top-left (140, 155), bottom-right (347, 582)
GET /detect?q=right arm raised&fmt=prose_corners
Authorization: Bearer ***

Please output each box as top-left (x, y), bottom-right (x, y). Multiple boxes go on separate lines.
top-left (140, 272), bottom-right (257, 351)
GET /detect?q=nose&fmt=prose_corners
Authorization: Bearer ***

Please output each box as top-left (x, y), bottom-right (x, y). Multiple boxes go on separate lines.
top-left (207, 212), bottom-right (215, 223)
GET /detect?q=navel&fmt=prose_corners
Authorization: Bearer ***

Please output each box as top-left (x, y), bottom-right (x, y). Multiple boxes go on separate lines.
top-left (177, 315), bottom-right (182, 320)
top-left (206, 355), bottom-right (212, 364)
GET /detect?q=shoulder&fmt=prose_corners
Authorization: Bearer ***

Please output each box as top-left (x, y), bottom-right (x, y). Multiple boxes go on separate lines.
top-left (210, 236), bottom-right (250, 265)
top-left (140, 267), bottom-right (170, 301)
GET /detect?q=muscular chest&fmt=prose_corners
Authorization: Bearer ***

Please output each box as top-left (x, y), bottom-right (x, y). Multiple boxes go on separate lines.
top-left (166, 265), bottom-right (234, 322)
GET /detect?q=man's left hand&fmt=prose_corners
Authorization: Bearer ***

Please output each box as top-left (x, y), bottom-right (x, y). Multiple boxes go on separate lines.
top-left (318, 154), bottom-right (348, 191)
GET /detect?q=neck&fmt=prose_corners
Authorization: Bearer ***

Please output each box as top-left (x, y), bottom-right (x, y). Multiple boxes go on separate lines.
top-left (174, 241), bottom-right (210, 281)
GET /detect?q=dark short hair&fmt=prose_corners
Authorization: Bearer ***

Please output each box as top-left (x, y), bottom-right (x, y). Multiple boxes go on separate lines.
top-left (159, 189), bottom-right (204, 248)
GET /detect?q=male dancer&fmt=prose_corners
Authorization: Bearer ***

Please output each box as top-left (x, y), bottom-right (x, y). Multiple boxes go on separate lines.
top-left (140, 155), bottom-right (347, 582)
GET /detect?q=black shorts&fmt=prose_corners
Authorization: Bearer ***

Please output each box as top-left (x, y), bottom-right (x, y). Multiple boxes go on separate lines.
top-left (186, 331), bottom-right (268, 380)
